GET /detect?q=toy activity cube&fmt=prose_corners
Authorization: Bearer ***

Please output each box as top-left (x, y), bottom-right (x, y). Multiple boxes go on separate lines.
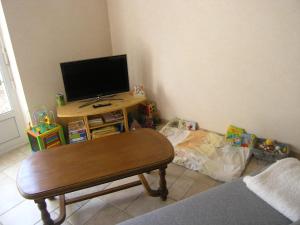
top-left (27, 124), bottom-right (66, 152)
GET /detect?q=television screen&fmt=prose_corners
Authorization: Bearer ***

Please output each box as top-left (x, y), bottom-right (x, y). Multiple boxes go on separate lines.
top-left (60, 55), bottom-right (129, 101)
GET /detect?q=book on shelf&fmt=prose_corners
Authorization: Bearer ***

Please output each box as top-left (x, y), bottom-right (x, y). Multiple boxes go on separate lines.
top-left (69, 129), bottom-right (86, 135)
top-left (92, 126), bottom-right (117, 134)
top-left (92, 131), bottom-right (120, 139)
top-left (91, 126), bottom-right (120, 139)
top-left (102, 111), bottom-right (123, 123)
top-left (70, 137), bottom-right (86, 144)
top-left (68, 120), bottom-right (86, 131)
top-left (69, 132), bottom-right (87, 144)
top-left (88, 117), bottom-right (104, 126)
top-left (68, 120), bottom-right (87, 144)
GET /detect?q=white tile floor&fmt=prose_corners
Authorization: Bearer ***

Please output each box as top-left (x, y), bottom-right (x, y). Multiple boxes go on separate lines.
top-left (0, 144), bottom-right (269, 225)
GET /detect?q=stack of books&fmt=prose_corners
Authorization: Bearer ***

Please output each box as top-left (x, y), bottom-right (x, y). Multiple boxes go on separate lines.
top-left (68, 120), bottom-right (87, 144)
top-left (92, 126), bottom-right (120, 139)
top-left (88, 117), bottom-right (104, 128)
top-left (102, 111), bottom-right (123, 123)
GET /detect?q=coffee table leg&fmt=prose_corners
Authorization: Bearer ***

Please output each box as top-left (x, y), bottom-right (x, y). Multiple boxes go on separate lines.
top-left (159, 166), bottom-right (168, 201)
top-left (34, 199), bottom-right (54, 225)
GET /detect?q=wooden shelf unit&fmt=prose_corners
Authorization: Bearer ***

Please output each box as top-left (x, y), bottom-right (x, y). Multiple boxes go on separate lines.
top-left (57, 92), bottom-right (146, 141)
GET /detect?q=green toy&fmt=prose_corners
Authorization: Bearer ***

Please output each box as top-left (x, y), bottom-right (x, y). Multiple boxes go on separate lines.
top-left (27, 107), bottom-right (66, 151)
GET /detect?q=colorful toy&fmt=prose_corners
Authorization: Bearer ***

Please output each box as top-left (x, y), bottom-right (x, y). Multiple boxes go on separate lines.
top-left (138, 101), bottom-right (160, 128)
top-left (44, 115), bottom-right (50, 125)
top-left (27, 124), bottom-right (66, 152)
top-left (226, 125), bottom-right (245, 146)
top-left (27, 107), bottom-right (66, 151)
top-left (31, 107), bottom-right (56, 133)
top-left (258, 139), bottom-right (287, 153)
top-left (241, 133), bottom-right (256, 148)
top-left (253, 138), bottom-right (289, 162)
top-left (258, 139), bottom-right (277, 152)
top-left (265, 139), bottom-right (273, 146)
top-left (139, 101), bottom-right (157, 117)
top-left (226, 125), bottom-right (256, 148)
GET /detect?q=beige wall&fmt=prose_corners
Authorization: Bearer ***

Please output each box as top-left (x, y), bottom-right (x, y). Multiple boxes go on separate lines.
top-left (1, 0), bottom-right (112, 115)
top-left (107, 0), bottom-right (300, 152)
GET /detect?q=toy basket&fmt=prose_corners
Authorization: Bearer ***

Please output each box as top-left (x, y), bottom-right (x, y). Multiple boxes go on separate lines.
top-left (252, 138), bottom-right (289, 162)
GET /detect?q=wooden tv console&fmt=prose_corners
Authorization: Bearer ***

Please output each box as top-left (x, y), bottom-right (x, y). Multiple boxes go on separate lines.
top-left (57, 92), bottom-right (146, 140)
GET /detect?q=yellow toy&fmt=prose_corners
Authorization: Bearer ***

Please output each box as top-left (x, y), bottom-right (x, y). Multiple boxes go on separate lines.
top-left (44, 115), bottom-right (50, 125)
top-left (265, 139), bottom-right (273, 145)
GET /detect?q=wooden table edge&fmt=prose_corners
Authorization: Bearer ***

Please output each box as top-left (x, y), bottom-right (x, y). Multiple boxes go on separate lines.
top-left (17, 154), bottom-right (174, 200)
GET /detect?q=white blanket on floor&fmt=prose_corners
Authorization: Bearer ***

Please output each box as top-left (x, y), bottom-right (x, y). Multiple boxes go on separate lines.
top-left (160, 126), bottom-right (251, 182)
top-left (243, 158), bottom-right (300, 222)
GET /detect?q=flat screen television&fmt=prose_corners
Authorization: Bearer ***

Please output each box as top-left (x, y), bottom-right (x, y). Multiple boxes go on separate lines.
top-left (60, 55), bottom-right (129, 101)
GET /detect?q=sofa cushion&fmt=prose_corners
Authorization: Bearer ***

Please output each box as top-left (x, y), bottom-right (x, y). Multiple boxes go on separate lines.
top-left (118, 179), bottom-right (291, 225)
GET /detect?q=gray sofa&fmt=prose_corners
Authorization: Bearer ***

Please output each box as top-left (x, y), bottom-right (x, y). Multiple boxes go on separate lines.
top-left (119, 179), bottom-right (299, 225)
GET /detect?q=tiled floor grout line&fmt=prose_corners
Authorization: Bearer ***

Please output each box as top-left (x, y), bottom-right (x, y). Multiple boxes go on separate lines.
top-left (66, 199), bottom-right (90, 220)
top-left (113, 206), bottom-right (134, 223)
top-left (173, 173), bottom-right (195, 201)
top-left (0, 199), bottom-right (25, 217)
top-left (121, 190), bottom-right (143, 212)
top-left (82, 201), bottom-right (124, 225)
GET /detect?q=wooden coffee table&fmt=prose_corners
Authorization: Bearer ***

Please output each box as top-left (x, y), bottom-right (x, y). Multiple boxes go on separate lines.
top-left (17, 128), bottom-right (174, 225)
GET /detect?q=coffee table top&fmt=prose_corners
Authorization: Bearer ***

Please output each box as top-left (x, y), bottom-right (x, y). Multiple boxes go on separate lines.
top-left (17, 129), bottom-right (174, 199)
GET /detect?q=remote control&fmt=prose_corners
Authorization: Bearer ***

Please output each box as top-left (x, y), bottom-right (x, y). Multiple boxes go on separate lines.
top-left (93, 103), bottom-right (112, 108)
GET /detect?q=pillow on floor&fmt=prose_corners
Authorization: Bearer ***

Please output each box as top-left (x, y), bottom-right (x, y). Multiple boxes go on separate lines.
top-left (243, 158), bottom-right (300, 222)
